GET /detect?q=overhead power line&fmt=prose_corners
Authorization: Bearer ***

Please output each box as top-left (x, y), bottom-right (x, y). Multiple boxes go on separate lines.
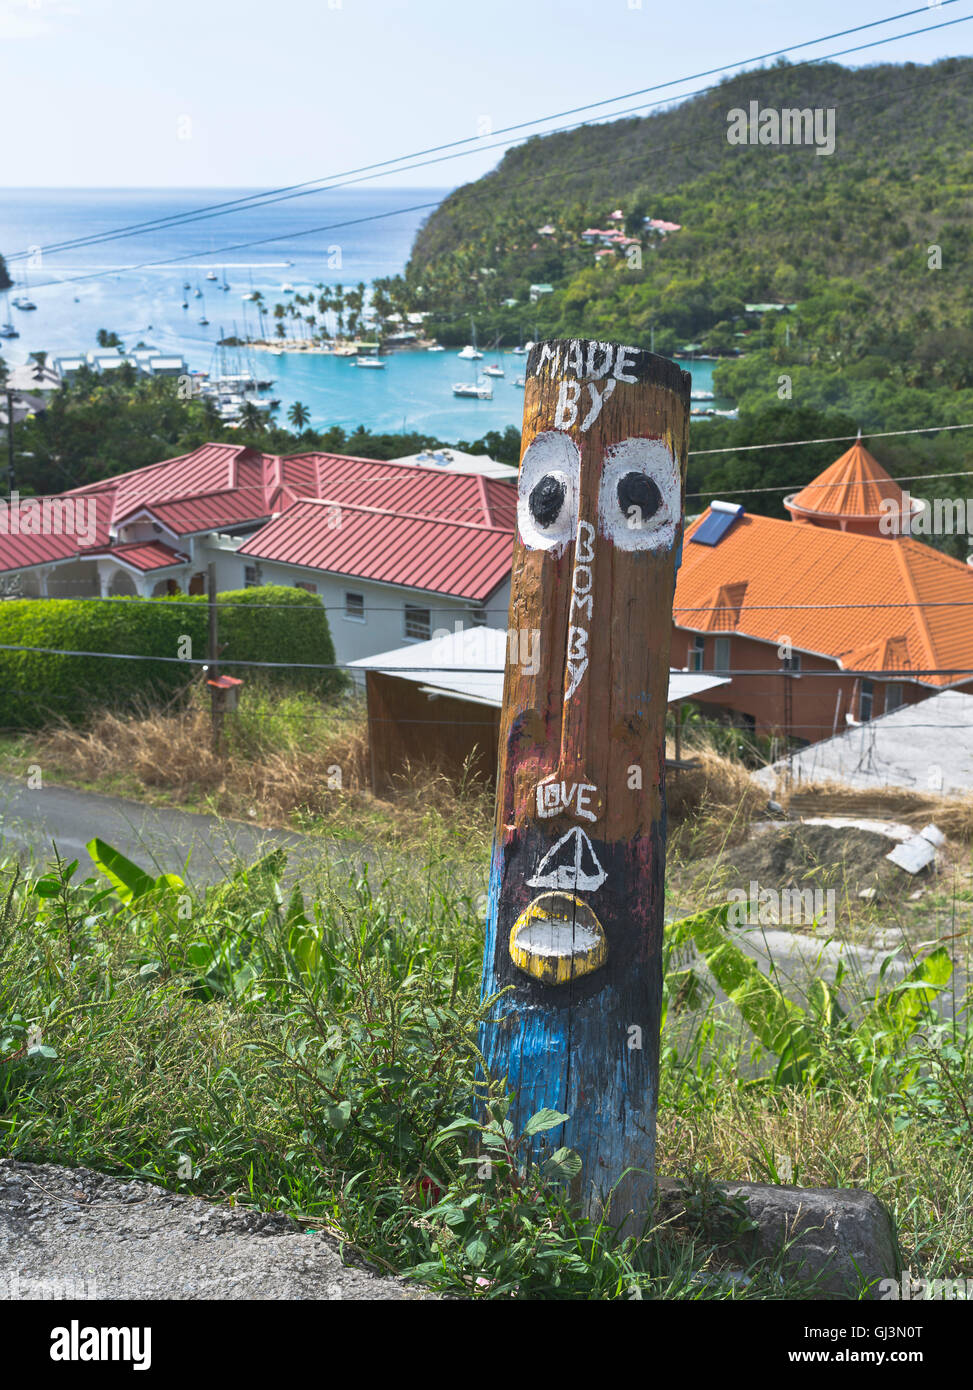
top-left (6, 1), bottom-right (966, 266)
top-left (0, 641), bottom-right (970, 681)
top-left (19, 58), bottom-right (972, 307)
top-left (18, 54), bottom-right (973, 299)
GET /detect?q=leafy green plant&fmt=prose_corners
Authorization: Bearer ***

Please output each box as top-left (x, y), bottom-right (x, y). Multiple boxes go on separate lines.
top-left (669, 903), bottom-right (953, 1091)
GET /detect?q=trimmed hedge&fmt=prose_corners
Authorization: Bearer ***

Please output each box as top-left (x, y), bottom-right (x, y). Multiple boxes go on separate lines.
top-left (0, 586), bottom-right (345, 730)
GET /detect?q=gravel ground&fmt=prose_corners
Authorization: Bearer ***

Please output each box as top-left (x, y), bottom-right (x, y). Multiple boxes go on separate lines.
top-left (0, 1160), bottom-right (434, 1301)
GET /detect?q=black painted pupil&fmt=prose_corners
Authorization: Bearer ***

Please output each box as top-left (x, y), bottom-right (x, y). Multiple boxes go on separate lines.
top-left (529, 474), bottom-right (566, 528)
top-left (617, 471), bottom-right (662, 523)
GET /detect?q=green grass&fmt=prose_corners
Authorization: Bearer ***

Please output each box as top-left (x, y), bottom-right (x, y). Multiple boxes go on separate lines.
top-left (1, 828), bottom-right (971, 1299)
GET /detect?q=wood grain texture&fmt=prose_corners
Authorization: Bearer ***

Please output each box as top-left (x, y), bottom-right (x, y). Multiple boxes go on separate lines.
top-left (364, 670), bottom-right (499, 793)
top-left (479, 338), bottom-right (691, 1226)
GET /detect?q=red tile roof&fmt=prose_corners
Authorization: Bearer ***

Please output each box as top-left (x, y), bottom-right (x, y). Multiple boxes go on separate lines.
top-left (786, 439), bottom-right (904, 520)
top-left (675, 509), bottom-right (973, 687)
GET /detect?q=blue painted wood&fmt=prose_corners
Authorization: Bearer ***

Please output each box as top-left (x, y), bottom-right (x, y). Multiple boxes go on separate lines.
top-left (478, 338), bottom-right (691, 1226)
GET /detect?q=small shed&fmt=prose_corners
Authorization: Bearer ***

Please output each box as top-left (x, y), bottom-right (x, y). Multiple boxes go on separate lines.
top-left (351, 628), bottom-right (730, 793)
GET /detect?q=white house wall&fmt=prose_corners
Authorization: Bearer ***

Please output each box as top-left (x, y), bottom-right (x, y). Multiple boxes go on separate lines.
top-left (249, 560), bottom-right (512, 674)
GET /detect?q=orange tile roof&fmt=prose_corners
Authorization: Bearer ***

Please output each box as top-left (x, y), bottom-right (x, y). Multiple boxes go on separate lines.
top-left (675, 510), bottom-right (973, 686)
top-left (786, 440), bottom-right (903, 519)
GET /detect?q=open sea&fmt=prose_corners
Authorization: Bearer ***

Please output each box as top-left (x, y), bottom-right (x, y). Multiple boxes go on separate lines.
top-left (0, 186), bottom-right (718, 439)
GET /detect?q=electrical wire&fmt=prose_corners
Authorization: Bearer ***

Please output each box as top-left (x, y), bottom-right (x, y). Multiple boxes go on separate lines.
top-left (0, 641), bottom-right (969, 681)
top-left (13, 15), bottom-right (973, 292)
top-left (6, 2), bottom-right (966, 266)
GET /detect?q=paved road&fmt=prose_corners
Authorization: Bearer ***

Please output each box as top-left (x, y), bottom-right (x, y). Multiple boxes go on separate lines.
top-left (0, 1160), bottom-right (431, 1301)
top-left (1, 774), bottom-right (959, 1015)
top-left (0, 775), bottom-right (366, 892)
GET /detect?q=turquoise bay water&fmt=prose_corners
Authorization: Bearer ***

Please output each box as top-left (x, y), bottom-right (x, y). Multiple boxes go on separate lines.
top-left (0, 187), bottom-right (720, 439)
top-left (267, 347), bottom-right (719, 438)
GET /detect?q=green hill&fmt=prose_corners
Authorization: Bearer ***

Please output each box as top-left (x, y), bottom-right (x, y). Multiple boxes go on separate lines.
top-left (396, 58), bottom-right (973, 537)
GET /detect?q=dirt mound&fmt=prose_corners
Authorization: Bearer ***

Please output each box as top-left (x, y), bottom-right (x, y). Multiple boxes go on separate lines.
top-left (698, 821), bottom-right (923, 904)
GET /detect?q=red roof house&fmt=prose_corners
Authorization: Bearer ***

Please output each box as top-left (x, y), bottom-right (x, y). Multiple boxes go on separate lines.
top-left (0, 442), bottom-right (517, 668)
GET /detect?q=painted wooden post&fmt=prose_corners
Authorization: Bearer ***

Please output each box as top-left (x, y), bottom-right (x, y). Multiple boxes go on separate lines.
top-left (479, 337), bottom-right (691, 1227)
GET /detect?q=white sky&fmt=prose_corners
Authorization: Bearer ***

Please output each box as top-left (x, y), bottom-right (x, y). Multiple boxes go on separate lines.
top-left (2, 0), bottom-right (971, 189)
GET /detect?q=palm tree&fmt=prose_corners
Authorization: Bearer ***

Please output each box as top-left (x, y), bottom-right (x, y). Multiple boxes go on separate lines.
top-left (239, 401), bottom-right (265, 433)
top-left (288, 401), bottom-right (310, 431)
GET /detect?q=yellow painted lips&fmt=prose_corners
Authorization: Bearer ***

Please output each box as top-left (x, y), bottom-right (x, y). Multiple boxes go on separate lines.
top-left (509, 891), bottom-right (608, 985)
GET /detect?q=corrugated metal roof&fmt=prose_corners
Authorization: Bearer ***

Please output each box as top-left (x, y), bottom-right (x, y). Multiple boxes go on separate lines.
top-left (0, 443), bottom-right (517, 586)
top-left (239, 499), bottom-right (514, 601)
top-left (351, 629), bottom-right (730, 707)
top-left (0, 492), bottom-right (115, 574)
top-left (84, 541), bottom-right (189, 572)
top-left (675, 509), bottom-right (973, 687)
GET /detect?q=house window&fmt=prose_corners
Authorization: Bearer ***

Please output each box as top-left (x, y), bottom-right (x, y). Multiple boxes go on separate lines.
top-left (689, 635), bottom-right (705, 672)
top-left (469, 607), bottom-right (488, 627)
top-left (404, 604), bottom-right (431, 641)
top-left (345, 592), bottom-right (365, 622)
top-left (860, 679), bottom-right (874, 722)
top-left (781, 652), bottom-right (801, 673)
top-left (189, 572), bottom-right (206, 596)
top-left (885, 682), bottom-right (903, 714)
top-left (295, 580), bottom-right (318, 595)
top-left (713, 637), bottom-right (731, 673)
top-left (244, 564), bottom-right (261, 588)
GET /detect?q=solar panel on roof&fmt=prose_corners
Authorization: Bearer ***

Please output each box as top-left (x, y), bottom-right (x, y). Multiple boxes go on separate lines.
top-left (691, 509), bottom-right (743, 546)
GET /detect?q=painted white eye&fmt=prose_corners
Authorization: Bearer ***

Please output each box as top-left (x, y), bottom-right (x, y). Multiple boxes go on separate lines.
top-left (597, 437), bottom-right (681, 551)
top-left (517, 430), bottom-right (580, 554)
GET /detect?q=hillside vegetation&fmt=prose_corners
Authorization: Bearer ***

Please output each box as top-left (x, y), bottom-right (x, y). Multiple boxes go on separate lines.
top-left (398, 59), bottom-right (973, 523)
top-left (408, 58), bottom-right (973, 365)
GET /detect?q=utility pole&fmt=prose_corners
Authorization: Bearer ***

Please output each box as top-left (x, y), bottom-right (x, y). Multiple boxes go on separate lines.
top-left (479, 337), bottom-right (690, 1229)
top-left (5, 391), bottom-right (15, 498)
top-left (207, 562), bottom-right (223, 756)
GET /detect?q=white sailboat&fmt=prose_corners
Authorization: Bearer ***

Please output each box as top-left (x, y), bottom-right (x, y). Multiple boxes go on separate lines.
top-left (453, 344), bottom-right (492, 399)
top-left (483, 335), bottom-right (504, 377)
top-left (0, 291), bottom-right (19, 337)
top-left (11, 270), bottom-right (37, 311)
top-left (457, 316), bottom-right (483, 359)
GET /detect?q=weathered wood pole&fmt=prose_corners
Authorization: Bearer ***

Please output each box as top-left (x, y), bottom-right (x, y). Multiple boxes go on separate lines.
top-left (479, 338), bottom-right (691, 1226)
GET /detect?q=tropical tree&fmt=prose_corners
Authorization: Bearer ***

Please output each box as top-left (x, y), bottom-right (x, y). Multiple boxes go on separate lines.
top-left (238, 401), bottom-right (265, 432)
top-left (287, 401), bottom-right (310, 430)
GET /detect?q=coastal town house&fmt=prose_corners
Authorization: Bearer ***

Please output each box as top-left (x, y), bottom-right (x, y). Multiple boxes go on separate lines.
top-left (671, 439), bottom-right (973, 741)
top-left (0, 442), bottom-right (515, 668)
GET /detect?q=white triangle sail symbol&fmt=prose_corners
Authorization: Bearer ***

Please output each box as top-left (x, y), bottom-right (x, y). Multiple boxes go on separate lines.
top-left (528, 827), bottom-right (607, 892)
